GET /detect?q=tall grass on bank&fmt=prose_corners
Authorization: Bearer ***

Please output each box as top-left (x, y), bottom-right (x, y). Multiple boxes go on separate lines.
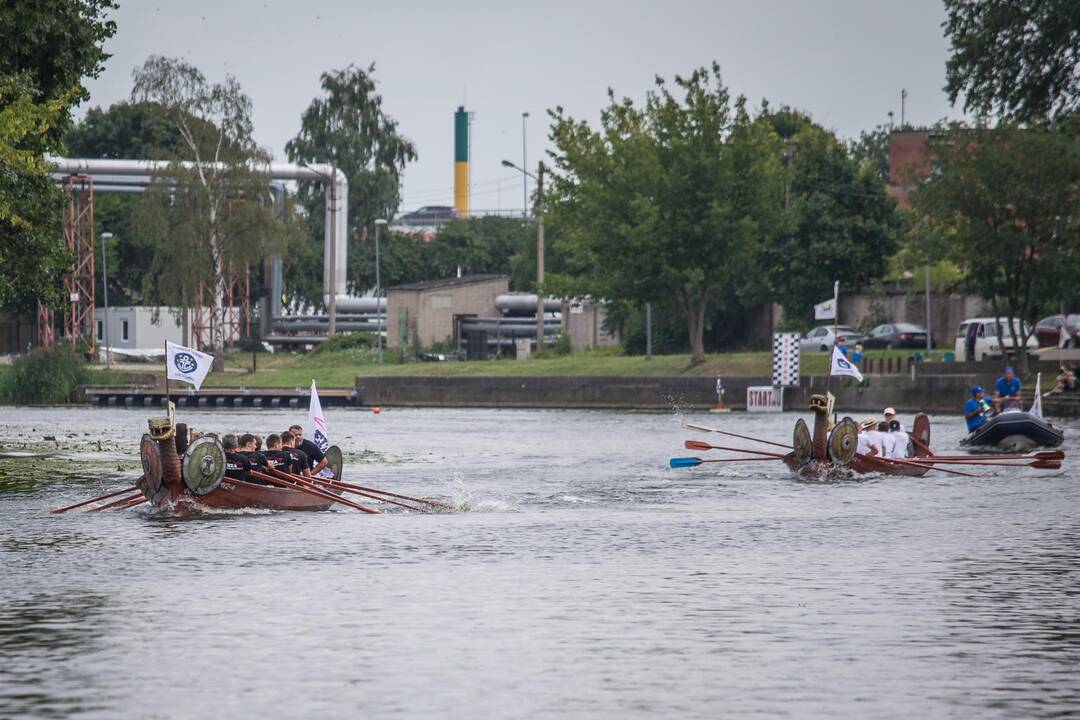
top-left (0, 348), bottom-right (90, 404)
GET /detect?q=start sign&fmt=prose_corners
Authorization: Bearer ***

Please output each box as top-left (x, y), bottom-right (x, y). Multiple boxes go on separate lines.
top-left (747, 386), bottom-right (783, 413)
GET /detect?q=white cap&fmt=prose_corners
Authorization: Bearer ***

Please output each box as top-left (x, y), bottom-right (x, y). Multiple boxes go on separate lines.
top-left (883, 407), bottom-right (896, 416)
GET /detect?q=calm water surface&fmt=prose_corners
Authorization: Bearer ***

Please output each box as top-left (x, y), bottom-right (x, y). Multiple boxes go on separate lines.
top-left (1, 406), bottom-right (1078, 719)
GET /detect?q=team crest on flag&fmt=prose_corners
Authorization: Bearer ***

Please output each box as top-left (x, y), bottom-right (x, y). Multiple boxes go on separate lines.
top-left (830, 345), bottom-right (864, 383)
top-left (166, 341), bottom-right (214, 390)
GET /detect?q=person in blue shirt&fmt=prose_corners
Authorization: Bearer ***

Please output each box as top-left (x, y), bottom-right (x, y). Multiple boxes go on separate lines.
top-left (993, 365), bottom-right (1022, 412)
top-left (964, 386), bottom-right (993, 432)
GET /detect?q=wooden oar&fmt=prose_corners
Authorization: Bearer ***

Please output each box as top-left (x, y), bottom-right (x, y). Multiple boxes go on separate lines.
top-left (857, 453), bottom-right (982, 478)
top-left (267, 469), bottom-right (429, 513)
top-left (917, 450), bottom-right (1064, 462)
top-left (87, 490), bottom-right (146, 512)
top-left (306, 476), bottom-right (454, 511)
top-left (682, 421), bottom-right (793, 450)
top-left (903, 457), bottom-right (1062, 469)
top-left (671, 456), bottom-right (782, 468)
top-left (684, 440), bottom-right (787, 459)
top-left (50, 482), bottom-right (143, 514)
top-left (249, 470), bottom-right (381, 514)
top-left (111, 496), bottom-right (149, 510)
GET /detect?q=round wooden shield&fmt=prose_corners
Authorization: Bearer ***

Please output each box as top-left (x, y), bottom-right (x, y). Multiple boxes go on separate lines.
top-left (140, 433), bottom-right (163, 495)
top-left (325, 445), bottom-right (343, 481)
top-left (827, 418), bottom-right (859, 465)
top-left (792, 419), bottom-right (812, 466)
top-left (182, 436), bottom-right (225, 496)
top-left (912, 413), bottom-right (931, 454)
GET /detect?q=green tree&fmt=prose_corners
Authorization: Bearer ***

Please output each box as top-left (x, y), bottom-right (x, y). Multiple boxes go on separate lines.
top-left (911, 126), bottom-right (1080, 371)
top-left (67, 100), bottom-right (212, 306)
top-left (943, 0), bottom-right (1080, 122)
top-left (759, 109), bottom-right (903, 326)
top-left (0, 0), bottom-right (116, 150)
top-left (849, 123), bottom-right (892, 183)
top-left (131, 56), bottom-right (283, 353)
top-left (547, 64), bottom-right (783, 363)
top-left (285, 64), bottom-right (416, 307)
top-left (0, 0), bottom-right (116, 310)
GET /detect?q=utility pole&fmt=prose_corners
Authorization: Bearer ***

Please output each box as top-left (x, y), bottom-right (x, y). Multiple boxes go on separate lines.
top-left (645, 302), bottom-right (652, 359)
top-left (374, 218), bottom-right (387, 363)
top-left (522, 112), bottom-right (529, 218)
top-left (536, 161), bottom-right (545, 352)
top-left (925, 264), bottom-right (932, 353)
top-left (900, 89), bottom-right (907, 128)
top-left (327, 158), bottom-right (337, 337)
top-left (101, 232), bottom-right (113, 368)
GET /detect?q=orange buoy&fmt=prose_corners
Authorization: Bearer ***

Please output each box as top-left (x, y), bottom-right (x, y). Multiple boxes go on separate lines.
top-left (372, 407), bottom-right (381, 414)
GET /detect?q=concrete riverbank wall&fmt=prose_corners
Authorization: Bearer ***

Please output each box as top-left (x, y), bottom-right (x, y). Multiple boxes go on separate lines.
top-left (73, 360), bottom-right (1080, 416)
top-left (352, 372), bottom-right (1011, 414)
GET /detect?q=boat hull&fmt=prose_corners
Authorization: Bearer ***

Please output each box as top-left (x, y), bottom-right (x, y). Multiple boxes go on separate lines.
top-left (783, 452), bottom-right (931, 478)
top-left (960, 411), bottom-right (1064, 452)
top-left (137, 475), bottom-right (337, 512)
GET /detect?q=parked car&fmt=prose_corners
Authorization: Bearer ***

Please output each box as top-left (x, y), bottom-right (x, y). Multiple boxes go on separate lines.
top-left (1034, 314), bottom-right (1080, 347)
top-left (954, 317), bottom-right (1038, 362)
top-left (799, 325), bottom-right (868, 352)
top-left (863, 323), bottom-right (933, 350)
top-left (395, 205), bottom-right (460, 227)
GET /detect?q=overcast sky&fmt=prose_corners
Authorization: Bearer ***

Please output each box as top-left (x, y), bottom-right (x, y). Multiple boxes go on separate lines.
top-left (80, 0), bottom-right (963, 214)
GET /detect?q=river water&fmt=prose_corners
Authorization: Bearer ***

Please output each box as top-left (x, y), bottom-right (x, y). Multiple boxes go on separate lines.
top-left (1, 406), bottom-right (1077, 719)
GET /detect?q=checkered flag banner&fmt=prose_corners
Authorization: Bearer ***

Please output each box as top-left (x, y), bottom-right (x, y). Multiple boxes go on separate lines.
top-left (772, 332), bottom-right (800, 387)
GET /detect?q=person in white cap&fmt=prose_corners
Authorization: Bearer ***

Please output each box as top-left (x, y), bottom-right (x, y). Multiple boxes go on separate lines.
top-left (883, 407), bottom-right (906, 434)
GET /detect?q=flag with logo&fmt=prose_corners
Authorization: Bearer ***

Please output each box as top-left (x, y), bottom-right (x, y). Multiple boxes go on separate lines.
top-left (814, 281), bottom-right (840, 320)
top-left (307, 380), bottom-right (333, 478)
top-left (166, 341), bottom-right (214, 390)
top-left (830, 344), bottom-right (864, 383)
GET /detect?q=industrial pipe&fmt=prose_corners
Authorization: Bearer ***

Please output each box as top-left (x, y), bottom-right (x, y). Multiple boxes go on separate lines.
top-left (46, 156), bottom-right (348, 304)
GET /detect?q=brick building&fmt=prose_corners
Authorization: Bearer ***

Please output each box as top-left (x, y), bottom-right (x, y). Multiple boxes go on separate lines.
top-left (387, 274), bottom-right (509, 349)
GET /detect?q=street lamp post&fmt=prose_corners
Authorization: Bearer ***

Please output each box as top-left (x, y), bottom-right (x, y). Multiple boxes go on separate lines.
top-left (501, 158), bottom-right (545, 352)
top-left (100, 232), bottom-right (114, 368)
top-left (521, 112), bottom-right (529, 218)
top-left (374, 218), bottom-right (387, 363)
top-left (328, 158), bottom-right (338, 337)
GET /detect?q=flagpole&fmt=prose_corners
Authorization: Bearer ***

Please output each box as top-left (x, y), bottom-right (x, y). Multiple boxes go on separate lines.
top-left (164, 342), bottom-right (171, 407)
top-left (826, 281), bottom-right (839, 396)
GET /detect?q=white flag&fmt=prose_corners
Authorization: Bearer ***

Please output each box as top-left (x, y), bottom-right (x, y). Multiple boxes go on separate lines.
top-left (165, 341), bottom-right (214, 390)
top-left (814, 298), bottom-right (835, 320)
top-left (814, 280), bottom-right (840, 320)
top-left (830, 345), bottom-right (864, 383)
top-left (307, 380), bottom-right (333, 478)
top-left (1030, 372), bottom-right (1043, 418)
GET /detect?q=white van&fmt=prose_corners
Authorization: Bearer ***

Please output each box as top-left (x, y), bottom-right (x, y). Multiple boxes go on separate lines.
top-left (954, 317), bottom-right (1038, 362)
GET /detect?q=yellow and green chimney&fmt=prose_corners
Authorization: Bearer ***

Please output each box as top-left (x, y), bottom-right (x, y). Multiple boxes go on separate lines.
top-left (454, 106), bottom-right (469, 217)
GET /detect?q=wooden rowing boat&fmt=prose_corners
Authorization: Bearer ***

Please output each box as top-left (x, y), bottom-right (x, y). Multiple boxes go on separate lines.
top-left (135, 407), bottom-right (345, 512)
top-left (782, 393), bottom-right (934, 479)
top-left (676, 395), bottom-right (1064, 478)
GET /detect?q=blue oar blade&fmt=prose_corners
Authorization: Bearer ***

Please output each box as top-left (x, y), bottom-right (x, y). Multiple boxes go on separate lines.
top-left (669, 456), bottom-right (703, 469)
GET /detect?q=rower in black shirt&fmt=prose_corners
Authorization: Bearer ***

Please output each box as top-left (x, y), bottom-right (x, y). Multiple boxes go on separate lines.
top-left (238, 433), bottom-right (269, 469)
top-left (289, 424), bottom-right (328, 476)
top-left (222, 434), bottom-right (254, 483)
top-left (263, 433), bottom-right (293, 474)
top-left (280, 430), bottom-right (310, 475)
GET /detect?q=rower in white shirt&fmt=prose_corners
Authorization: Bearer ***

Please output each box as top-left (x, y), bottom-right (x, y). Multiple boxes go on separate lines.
top-left (886, 419), bottom-right (909, 458)
top-left (857, 418), bottom-right (878, 456)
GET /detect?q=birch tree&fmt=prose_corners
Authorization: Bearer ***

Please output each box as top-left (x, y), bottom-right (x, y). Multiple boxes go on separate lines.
top-left (131, 56), bottom-right (278, 354)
